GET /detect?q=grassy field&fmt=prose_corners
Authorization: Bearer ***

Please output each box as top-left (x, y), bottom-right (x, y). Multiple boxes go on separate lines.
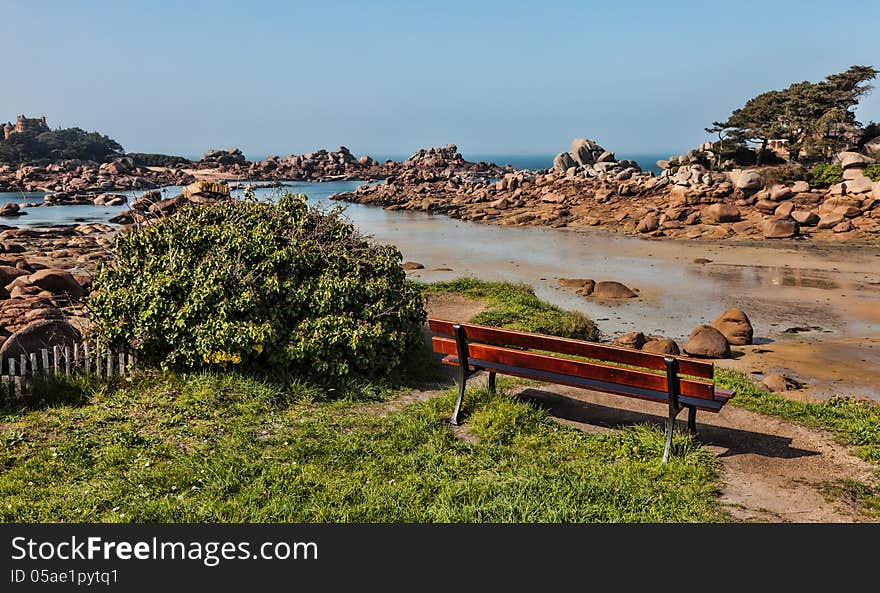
top-left (0, 373), bottom-right (722, 522)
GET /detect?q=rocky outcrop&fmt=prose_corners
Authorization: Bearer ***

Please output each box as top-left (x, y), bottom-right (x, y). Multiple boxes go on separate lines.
top-left (0, 156), bottom-right (194, 197)
top-left (0, 223), bottom-right (114, 355)
top-left (331, 139), bottom-right (880, 244)
top-left (551, 138), bottom-right (642, 181)
top-left (198, 148), bottom-right (247, 169)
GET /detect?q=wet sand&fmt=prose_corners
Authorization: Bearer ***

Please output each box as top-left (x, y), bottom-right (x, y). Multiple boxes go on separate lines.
top-left (361, 214), bottom-right (880, 402)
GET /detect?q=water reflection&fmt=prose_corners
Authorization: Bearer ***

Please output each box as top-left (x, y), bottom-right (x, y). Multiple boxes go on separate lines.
top-left (691, 263), bottom-right (842, 290)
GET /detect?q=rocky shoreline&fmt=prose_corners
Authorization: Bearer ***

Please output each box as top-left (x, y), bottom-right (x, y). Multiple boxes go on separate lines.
top-left (0, 144), bottom-right (511, 207)
top-left (5, 137), bottom-right (879, 246)
top-left (329, 138), bottom-right (880, 244)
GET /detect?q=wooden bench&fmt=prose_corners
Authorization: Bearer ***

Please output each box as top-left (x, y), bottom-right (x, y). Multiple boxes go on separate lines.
top-left (428, 318), bottom-right (735, 462)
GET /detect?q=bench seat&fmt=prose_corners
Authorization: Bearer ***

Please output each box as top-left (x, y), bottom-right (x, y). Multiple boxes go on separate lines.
top-left (429, 318), bottom-right (735, 462)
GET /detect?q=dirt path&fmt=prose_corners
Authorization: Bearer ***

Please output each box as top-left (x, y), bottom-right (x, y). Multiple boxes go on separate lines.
top-left (505, 383), bottom-right (877, 522)
top-left (416, 291), bottom-right (879, 523)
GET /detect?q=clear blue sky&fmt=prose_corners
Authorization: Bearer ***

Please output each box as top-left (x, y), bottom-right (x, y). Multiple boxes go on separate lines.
top-left (2, 0), bottom-right (878, 159)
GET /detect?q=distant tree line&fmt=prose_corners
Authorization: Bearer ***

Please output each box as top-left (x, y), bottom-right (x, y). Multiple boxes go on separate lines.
top-left (126, 153), bottom-right (193, 167)
top-left (708, 65), bottom-right (878, 164)
top-left (0, 127), bottom-right (124, 164)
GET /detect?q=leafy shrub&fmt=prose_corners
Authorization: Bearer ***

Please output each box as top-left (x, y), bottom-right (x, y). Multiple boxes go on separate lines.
top-left (865, 163), bottom-right (880, 182)
top-left (88, 194), bottom-right (426, 381)
top-left (810, 164), bottom-right (844, 188)
top-left (763, 163), bottom-right (808, 186)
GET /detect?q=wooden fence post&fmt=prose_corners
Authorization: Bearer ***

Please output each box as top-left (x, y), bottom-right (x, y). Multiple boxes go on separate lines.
top-left (8, 358), bottom-right (15, 400)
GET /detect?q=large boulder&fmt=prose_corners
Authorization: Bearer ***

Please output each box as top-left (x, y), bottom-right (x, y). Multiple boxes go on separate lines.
top-left (570, 139), bottom-right (597, 166)
top-left (552, 152), bottom-right (576, 172)
top-left (612, 332), bottom-right (646, 349)
top-left (182, 181), bottom-right (230, 202)
top-left (636, 213), bottom-right (660, 233)
top-left (838, 151), bottom-right (875, 169)
top-left (0, 265), bottom-right (29, 286)
top-left (733, 170), bottom-right (763, 191)
top-left (702, 203), bottom-right (741, 223)
top-left (591, 281), bottom-right (637, 299)
top-left (790, 180), bottom-right (810, 193)
top-left (762, 218), bottom-right (798, 238)
top-left (845, 176), bottom-right (874, 194)
top-left (642, 338), bottom-right (680, 355)
top-left (0, 202), bottom-right (23, 217)
top-left (0, 319), bottom-right (81, 359)
top-left (791, 210), bottom-right (819, 226)
top-left (711, 308), bottom-right (753, 345)
top-left (684, 325), bottom-right (730, 358)
top-left (26, 268), bottom-right (85, 298)
top-left (131, 190), bottom-right (162, 211)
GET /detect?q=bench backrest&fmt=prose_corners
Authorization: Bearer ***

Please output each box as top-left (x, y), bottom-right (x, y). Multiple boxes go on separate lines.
top-left (428, 318), bottom-right (730, 411)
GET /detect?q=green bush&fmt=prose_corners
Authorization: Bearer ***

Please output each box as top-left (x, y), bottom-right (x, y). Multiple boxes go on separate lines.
top-left (88, 194), bottom-right (426, 381)
top-left (810, 164), bottom-right (844, 188)
top-left (764, 164), bottom-right (808, 186)
top-left (865, 163), bottom-right (880, 182)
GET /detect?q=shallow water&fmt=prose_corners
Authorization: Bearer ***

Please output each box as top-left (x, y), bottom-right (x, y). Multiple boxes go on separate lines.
top-left (3, 180), bottom-right (878, 400)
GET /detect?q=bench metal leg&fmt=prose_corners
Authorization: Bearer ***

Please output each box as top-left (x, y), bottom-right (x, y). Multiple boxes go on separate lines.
top-left (488, 371), bottom-right (496, 394)
top-left (450, 324), bottom-right (471, 426)
top-left (451, 375), bottom-right (467, 426)
top-left (662, 356), bottom-right (682, 463)
top-left (687, 406), bottom-right (697, 435)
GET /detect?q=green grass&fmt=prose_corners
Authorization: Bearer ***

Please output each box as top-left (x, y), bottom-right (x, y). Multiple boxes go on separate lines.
top-left (0, 372), bottom-right (723, 523)
top-left (816, 480), bottom-right (880, 518)
top-left (715, 369), bottom-right (880, 464)
top-left (421, 277), bottom-right (599, 341)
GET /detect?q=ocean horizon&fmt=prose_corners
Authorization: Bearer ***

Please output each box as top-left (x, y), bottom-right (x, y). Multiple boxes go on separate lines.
top-left (220, 152), bottom-right (670, 175)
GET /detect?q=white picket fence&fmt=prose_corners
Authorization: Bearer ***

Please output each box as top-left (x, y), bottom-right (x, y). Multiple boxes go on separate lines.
top-left (2, 341), bottom-right (136, 400)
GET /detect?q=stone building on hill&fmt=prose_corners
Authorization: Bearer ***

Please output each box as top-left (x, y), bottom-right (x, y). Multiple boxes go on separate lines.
top-left (2, 115), bottom-right (49, 140)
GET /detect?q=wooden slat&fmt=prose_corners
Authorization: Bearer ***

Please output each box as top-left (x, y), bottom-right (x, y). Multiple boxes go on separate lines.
top-left (428, 318), bottom-right (713, 379)
top-left (433, 336), bottom-right (717, 401)
top-left (439, 355), bottom-right (723, 412)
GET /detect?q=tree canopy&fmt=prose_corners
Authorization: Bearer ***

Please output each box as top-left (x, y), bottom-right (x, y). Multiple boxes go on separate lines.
top-left (708, 65), bottom-right (878, 162)
top-left (0, 127), bottom-right (124, 164)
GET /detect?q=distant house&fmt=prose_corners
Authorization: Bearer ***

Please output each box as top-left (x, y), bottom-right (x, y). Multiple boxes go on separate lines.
top-left (2, 115), bottom-right (49, 141)
top-left (767, 138), bottom-right (789, 159)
